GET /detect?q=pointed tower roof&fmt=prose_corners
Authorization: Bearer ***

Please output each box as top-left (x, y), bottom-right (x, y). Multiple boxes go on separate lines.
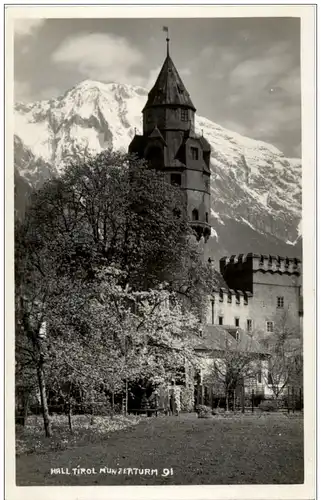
top-left (143, 55), bottom-right (196, 111)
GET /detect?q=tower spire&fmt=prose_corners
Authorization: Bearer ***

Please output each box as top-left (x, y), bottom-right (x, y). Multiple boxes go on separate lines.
top-left (163, 26), bottom-right (170, 56)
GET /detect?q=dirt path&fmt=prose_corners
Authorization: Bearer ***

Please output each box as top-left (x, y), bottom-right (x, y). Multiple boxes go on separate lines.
top-left (16, 414), bottom-right (304, 486)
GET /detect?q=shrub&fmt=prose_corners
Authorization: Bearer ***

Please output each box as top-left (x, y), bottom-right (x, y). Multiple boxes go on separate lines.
top-left (196, 405), bottom-right (212, 418)
top-left (180, 386), bottom-right (194, 412)
top-left (259, 400), bottom-right (278, 412)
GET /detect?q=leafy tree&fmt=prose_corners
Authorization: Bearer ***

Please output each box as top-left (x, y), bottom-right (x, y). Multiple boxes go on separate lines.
top-left (15, 150), bottom-right (214, 434)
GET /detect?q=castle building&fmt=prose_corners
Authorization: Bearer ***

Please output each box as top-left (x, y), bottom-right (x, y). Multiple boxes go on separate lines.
top-left (207, 253), bottom-right (302, 338)
top-left (128, 38), bottom-right (211, 241)
top-left (128, 35), bottom-right (302, 408)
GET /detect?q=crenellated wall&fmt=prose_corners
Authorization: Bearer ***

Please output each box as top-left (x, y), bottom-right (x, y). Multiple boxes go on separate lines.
top-left (209, 252), bottom-right (302, 339)
top-left (219, 253), bottom-right (301, 293)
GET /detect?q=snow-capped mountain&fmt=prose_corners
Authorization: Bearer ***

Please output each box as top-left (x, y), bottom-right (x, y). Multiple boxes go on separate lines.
top-left (14, 80), bottom-right (302, 261)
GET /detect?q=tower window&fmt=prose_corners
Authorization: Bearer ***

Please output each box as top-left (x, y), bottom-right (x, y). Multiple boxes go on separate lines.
top-left (192, 209), bottom-right (199, 221)
top-left (218, 316), bottom-right (224, 326)
top-left (170, 173), bottom-right (182, 186)
top-left (191, 147), bottom-right (199, 160)
top-left (205, 212), bottom-right (209, 223)
top-left (277, 296), bottom-right (284, 308)
top-left (235, 317), bottom-right (240, 327)
top-left (247, 319), bottom-right (253, 332)
top-left (181, 109), bottom-right (189, 122)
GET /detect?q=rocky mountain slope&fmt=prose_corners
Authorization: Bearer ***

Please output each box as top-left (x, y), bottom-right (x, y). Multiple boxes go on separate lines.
top-left (14, 80), bottom-right (302, 262)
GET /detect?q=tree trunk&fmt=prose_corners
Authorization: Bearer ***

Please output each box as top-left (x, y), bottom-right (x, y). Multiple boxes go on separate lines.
top-left (37, 364), bottom-right (51, 437)
top-left (209, 385), bottom-right (213, 409)
top-left (225, 391), bottom-right (229, 412)
top-left (233, 390), bottom-right (236, 412)
top-left (23, 391), bottom-right (30, 426)
top-left (111, 390), bottom-right (115, 419)
top-left (67, 403), bottom-right (73, 433)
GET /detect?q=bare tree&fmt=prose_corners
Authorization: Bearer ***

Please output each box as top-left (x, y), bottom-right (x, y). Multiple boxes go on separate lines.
top-left (260, 310), bottom-right (302, 401)
top-left (204, 331), bottom-right (262, 411)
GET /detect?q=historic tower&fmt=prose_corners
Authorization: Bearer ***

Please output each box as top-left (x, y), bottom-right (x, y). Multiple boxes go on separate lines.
top-left (129, 35), bottom-right (211, 241)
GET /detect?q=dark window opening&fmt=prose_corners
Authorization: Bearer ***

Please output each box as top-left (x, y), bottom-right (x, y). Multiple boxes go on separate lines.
top-left (218, 316), bottom-right (224, 326)
top-left (257, 366), bottom-right (262, 383)
top-left (211, 299), bottom-right (214, 324)
top-left (171, 173), bottom-right (182, 186)
top-left (247, 319), bottom-right (253, 332)
top-left (235, 318), bottom-right (240, 327)
top-left (277, 296), bottom-right (284, 308)
top-left (205, 212), bottom-right (209, 223)
top-left (266, 321), bottom-right (274, 333)
top-left (219, 290), bottom-right (224, 302)
top-left (181, 109), bottom-right (188, 121)
top-left (192, 209), bottom-right (199, 221)
top-left (191, 147), bottom-right (199, 160)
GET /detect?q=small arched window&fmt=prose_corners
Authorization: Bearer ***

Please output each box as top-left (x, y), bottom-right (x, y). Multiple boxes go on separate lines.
top-left (192, 209), bottom-right (199, 221)
top-left (205, 212), bottom-right (209, 223)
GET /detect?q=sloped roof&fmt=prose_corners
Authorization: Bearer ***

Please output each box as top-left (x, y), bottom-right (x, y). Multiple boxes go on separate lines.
top-left (143, 55), bottom-right (196, 111)
top-left (198, 135), bottom-right (211, 152)
top-left (195, 325), bottom-right (267, 355)
top-left (128, 135), bottom-right (147, 156)
top-left (148, 126), bottom-right (167, 146)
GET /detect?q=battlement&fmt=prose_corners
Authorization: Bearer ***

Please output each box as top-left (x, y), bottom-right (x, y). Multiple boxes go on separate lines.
top-left (212, 287), bottom-right (253, 307)
top-left (220, 253), bottom-right (301, 276)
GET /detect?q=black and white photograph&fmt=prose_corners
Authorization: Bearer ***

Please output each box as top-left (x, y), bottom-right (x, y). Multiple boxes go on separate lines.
top-left (6, 4), bottom-right (315, 499)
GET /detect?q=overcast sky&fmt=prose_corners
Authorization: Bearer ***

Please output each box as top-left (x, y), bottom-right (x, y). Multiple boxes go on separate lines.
top-left (14, 17), bottom-right (301, 157)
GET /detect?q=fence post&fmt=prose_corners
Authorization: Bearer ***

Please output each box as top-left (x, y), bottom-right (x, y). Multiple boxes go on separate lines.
top-left (242, 385), bottom-right (245, 413)
top-left (299, 388), bottom-right (302, 411)
top-left (287, 385), bottom-right (290, 413)
top-left (251, 389), bottom-right (254, 413)
top-left (292, 386), bottom-right (295, 413)
top-left (196, 384), bottom-right (200, 407)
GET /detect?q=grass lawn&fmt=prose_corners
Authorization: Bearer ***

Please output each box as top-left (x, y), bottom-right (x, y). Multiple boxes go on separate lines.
top-left (16, 413), bottom-right (304, 486)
